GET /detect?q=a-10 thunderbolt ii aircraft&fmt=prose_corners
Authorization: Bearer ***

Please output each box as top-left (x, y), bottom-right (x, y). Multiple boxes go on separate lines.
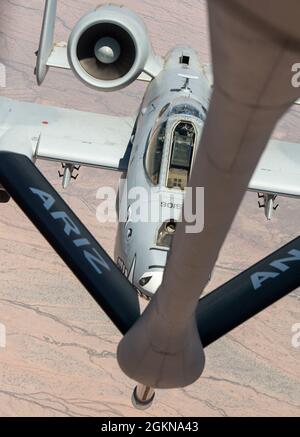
top-left (1, 1), bottom-right (300, 299)
top-left (1, 1), bottom-right (300, 409)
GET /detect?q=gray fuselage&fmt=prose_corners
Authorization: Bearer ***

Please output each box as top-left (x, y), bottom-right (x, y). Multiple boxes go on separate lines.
top-left (115, 47), bottom-right (211, 297)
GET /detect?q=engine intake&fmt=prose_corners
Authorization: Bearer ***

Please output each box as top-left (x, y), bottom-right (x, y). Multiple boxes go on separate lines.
top-left (68, 4), bottom-right (162, 91)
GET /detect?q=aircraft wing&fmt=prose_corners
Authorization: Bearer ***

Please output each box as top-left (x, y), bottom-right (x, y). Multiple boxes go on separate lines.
top-left (200, 65), bottom-right (300, 198)
top-left (0, 97), bottom-right (135, 172)
top-left (249, 139), bottom-right (300, 197)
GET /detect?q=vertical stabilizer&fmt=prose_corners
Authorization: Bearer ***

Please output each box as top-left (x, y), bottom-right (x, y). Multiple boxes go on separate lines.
top-left (36, 0), bottom-right (57, 85)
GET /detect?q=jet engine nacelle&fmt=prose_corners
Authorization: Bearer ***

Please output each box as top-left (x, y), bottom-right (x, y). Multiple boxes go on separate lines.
top-left (68, 4), bottom-right (162, 92)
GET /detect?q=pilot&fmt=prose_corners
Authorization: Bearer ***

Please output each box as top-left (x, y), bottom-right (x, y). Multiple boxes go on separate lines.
top-left (178, 123), bottom-right (190, 137)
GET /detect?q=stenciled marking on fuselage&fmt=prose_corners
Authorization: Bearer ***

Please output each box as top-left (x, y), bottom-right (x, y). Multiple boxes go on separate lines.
top-left (161, 201), bottom-right (183, 210)
top-left (29, 188), bottom-right (110, 275)
top-left (117, 257), bottom-right (129, 278)
top-left (251, 249), bottom-right (300, 290)
top-left (117, 256), bottom-right (136, 284)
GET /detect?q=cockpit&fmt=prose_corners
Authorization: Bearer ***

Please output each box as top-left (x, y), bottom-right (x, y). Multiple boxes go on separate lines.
top-left (167, 121), bottom-right (196, 190)
top-left (145, 121), bottom-right (167, 185)
top-left (145, 99), bottom-right (204, 190)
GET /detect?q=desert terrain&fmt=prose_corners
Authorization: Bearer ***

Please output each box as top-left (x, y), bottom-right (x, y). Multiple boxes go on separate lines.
top-left (0, 0), bottom-right (299, 417)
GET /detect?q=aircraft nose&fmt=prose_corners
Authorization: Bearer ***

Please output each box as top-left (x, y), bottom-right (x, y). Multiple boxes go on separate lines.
top-left (138, 271), bottom-right (164, 297)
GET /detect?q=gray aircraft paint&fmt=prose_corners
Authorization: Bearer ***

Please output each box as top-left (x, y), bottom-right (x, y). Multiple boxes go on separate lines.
top-left (1, 2), bottom-right (299, 299)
